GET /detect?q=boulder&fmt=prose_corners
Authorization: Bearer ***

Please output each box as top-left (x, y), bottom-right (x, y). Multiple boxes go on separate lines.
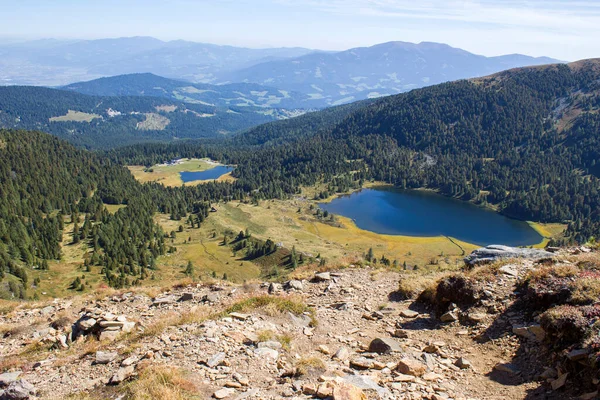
top-left (313, 272), bottom-right (331, 282)
top-left (78, 318), bottom-right (97, 331)
top-left (396, 358), bottom-right (427, 376)
top-left (368, 338), bottom-right (402, 354)
top-left (465, 245), bottom-right (553, 266)
top-left (178, 293), bottom-right (194, 302)
top-left (268, 282), bottom-right (282, 294)
top-left (95, 351), bottom-right (117, 365)
top-left (152, 295), bottom-right (177, 306)
top-left (1, 380), bottom-right (36, 400)
top-left (286, 280), bottom-right (304, 291)
top-left (0, 372), bottom-right (21, 388)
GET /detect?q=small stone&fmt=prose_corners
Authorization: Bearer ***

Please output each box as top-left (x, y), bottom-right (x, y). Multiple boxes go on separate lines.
top-left (314, 272), bottom-right (331, 281)
top-left (423, 372), bottom-right (441, 381)
top-left (332, 382), bottom-right (366, 400)
top-left (539, 367), bottom-right (557, 380)
top-left (394, 373), bottom-right (415, 382)
top-left (368, 338), bottom-right (402, 354)
top-left (400, 309), bottom-right (419, 318)
top-left (396, 359), bottom-right (426, 377)
top-left (392, 329), bottom-right (409, 339)
top-left (206, 352), bottom-right (226, 368)
top-left (333, 347), bottom-right (350, 361)
top-left (109, 365), bottom-right (135, 385)
top-left (499, 265), bottom-right (519, 277)
top-left (349, 357), bottom-right (375, 370)
top-left (303, 384), bottom-right (317, 395)
top-left (319, 345), bottom-right (331, 355)
top-left (254, 347), bottom-right (279, 360)
top-left (287, 280), bottom-right (304, 291)
top-left (78, 318), bottom-right (97, 331)
top-left (121, 356), bottom-right (138, 367)
top-left (316, 383), bottom-right (333, 398)
top-left (213, 388), bottom-right (234, 399)
top-left (455, 357), bottom-right (472, 369)
top-left (580, 391), bottom-right (599, 400)
top-left (121, 321), bottom-right (135, 333)
top-left (440, 311), bottom-right (458, 323)
top-left (95, 351), bottom-right (118, 365)
top-left (467, 313), bottom-right (486, 323)
top-left (152, 295), bottom-right (177, 306)
top-left (258, 341), bottom-right (282, 350)
top-left (494, 363), bottom-right (519, 375)
top-left (268, 282), bottom-right (283, 294)
top-left (551, 372), bottom-right (568, 390)
top-left (567, 349), bottom-right (589, 361)
top-left (99, 330), bottom-right (120, 341)
top-left (229, 312), bottom-right (249, 321)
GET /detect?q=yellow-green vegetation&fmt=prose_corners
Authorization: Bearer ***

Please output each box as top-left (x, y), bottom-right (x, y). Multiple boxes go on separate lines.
top-left (295, 356), bottom-right (326, 376)
top-left (528, 222), bottom-right (567, 248)
top-left (128, 158), bottom-right (227, 187)
top-left (193, 199), bottom-right (477, 272)
top-left (104, 204), bottom-right (126, 214)
top-left (49, 110), bottom-right (101, 122)
top-left (28, 217), bottom-right (104, 299)
top-left (135, 113), bottom-right (170, 131)
top-left (122, 365), bottom-right (200, 400)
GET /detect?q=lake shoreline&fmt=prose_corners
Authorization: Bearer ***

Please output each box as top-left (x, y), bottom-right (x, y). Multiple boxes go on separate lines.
top-left (318, 186), bottom-right (554, 248)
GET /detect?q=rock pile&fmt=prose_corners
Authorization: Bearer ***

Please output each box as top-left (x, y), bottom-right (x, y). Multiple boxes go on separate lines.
top-left (74, 308), bottom-right (135, 342)
top-left (464, 244), bottom-right (554, 265)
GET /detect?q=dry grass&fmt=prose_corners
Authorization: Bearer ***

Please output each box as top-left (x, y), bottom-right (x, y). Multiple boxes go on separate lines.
top-left (295, 356), bottom-right (326, 376)
top-left (49, 110), bottom-right (101, 122)
top-left (396, 271), bottom-right (453, 301)
top-left (122, 365), bottom-right (199, 400)
top-left (570, 277), bottom-right (600, 304)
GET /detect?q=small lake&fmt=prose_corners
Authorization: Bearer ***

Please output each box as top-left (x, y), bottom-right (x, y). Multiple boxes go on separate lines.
top-left (319, 188), bottom-right (542, 246)
top-left (180, 166), bottom-right (233, 182)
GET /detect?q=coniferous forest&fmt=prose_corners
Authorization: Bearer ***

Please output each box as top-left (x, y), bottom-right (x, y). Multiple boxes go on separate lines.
top-left (1, 60), bottom-right (600, 297)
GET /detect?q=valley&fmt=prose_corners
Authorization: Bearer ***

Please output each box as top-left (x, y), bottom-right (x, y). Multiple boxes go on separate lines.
top-left (0, 38), bottom-right (598, 399)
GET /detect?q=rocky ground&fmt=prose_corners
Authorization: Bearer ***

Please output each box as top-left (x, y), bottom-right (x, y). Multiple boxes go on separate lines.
top-left (0, 247), bottom-right (598, 399)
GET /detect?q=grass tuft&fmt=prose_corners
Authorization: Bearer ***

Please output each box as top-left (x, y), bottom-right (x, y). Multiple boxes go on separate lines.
top-left (122, 365), bottom-right (198, 400)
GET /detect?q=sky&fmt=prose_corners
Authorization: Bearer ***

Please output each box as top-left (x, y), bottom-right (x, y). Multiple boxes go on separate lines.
top-left (1, 0), bottom-right (599, 61)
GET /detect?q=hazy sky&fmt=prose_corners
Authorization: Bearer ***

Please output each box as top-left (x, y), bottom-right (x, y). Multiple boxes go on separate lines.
top-left (2, 0), bottom-right (599, 61)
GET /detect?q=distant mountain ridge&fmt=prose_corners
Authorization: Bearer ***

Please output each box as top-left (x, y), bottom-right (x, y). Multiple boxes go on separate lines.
top-left (0, 37), bottom-right (559, 107)
top-left (0, 36), bottom-right (315, 86)
top-left (223, 41), bottom-right (560, 105)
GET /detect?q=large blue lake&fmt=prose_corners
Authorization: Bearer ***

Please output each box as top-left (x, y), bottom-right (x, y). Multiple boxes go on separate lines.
top-left (180, 166), bottom-right (233, 182)
top-left (319, 188), bottom-right (542, 246)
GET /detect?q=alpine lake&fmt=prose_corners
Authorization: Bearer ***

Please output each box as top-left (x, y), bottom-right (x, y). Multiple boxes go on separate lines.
top-left (319, 187), bottom-right (543, 246)
top-left (180, 165), bottom-right (234, 183)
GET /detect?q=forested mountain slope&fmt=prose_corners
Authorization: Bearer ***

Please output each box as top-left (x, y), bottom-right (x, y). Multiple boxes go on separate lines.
top-left (224, 59), bottom-right (600, 241)
top-left (63, 73), bottom-right (320, 109)
top-left (0, 129), bottom-right (251, 298)
top-left (0, 86), bottom-right (277, 149)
